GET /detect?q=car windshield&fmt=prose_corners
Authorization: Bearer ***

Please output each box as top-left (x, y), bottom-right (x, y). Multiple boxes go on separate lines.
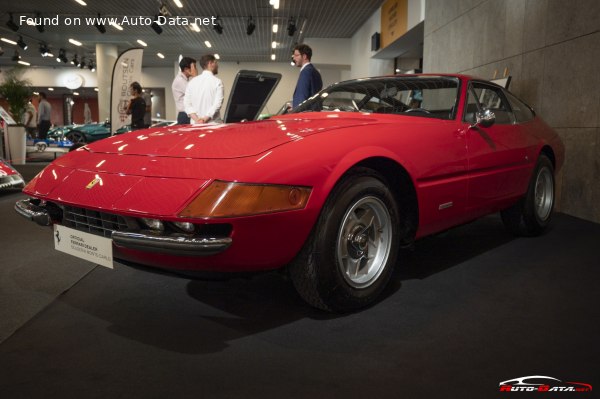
top-left (291, 76), bottom-right (460, 120)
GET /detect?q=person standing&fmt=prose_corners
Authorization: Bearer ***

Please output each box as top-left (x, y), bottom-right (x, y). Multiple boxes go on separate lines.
top-left (184, 54), bottom-right (224, 124)
top-left (172, 57), bottom-right (197, 124)
top-left (23, 99), bottom-right (37, 138)
top-left (292, 44), bottom-right (323, 108)
top-left (142, 90), bottom-right (152, 127)
top-left (126, 82), bottom-right (146, 130)
top-left (37, 92), bottom-right (52, 140)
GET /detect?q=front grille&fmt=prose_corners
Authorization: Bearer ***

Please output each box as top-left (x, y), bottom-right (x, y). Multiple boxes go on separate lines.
top-left (63, 206), bottom-right (130, 238)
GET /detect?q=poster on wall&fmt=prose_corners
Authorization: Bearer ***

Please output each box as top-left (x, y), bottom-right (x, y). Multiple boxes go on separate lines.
top-left (110, 48), bottom-right (143, 133)
top-left (380, 0), bottom-right (408, 49)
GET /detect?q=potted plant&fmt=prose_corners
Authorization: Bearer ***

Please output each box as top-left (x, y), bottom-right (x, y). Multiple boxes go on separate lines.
top-left (0, 67), bottom-right (33, 165)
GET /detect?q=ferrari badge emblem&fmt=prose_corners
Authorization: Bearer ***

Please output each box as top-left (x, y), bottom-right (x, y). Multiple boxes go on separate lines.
top-left (86, 176), bottom-right (103, 189)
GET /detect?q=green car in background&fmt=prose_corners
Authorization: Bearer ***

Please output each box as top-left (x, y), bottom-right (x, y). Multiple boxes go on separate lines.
top-left (64, 121), bottom-right (112, 144)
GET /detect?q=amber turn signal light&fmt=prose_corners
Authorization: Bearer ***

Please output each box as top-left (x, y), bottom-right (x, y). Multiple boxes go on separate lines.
top-left (179, 180), bottom-right (311, 218)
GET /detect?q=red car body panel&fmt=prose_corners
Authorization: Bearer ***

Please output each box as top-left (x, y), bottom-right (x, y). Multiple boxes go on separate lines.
top-left (21, 75), bottom-right (565, 273)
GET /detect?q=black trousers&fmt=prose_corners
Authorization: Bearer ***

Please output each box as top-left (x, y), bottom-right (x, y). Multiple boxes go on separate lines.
top-left (38, 120), bottom-right (51, 140)
top-left (177, 111), bottom-right (190, 125)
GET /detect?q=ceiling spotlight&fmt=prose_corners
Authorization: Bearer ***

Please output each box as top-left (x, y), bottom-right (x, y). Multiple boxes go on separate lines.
top-left (79, 58), bottom-right (86, 69)
top-left (213, 17), bottom-right (223, 34)
top-left (36, 13), bottom-right (45, 33)
top-left (12, 50), bottom-right (20, 62)
top-left (72, 54), bottom-right (78, 65)
top-left (6, 13), bottom-right (19, 32)
top-left (17, 36), bottom-right (28, 50)
top-left (95, 14), bottom-right (106, 33)
top-left (39, 42), bottom-right (50, 56)
top-left (88, 61), bottom-right (96, 72)
top-left (58, 48), bottom-right (68, 63)
top-left (246, 17), bottom-right (255, 36)
top-left (151, 15), bottom-right (163, 34)
top-left (287, 18), bottom-right (297, 36)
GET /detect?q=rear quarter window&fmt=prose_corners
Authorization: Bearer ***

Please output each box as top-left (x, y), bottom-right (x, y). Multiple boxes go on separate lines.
top-left (505, 91), bottom-right (535, 123)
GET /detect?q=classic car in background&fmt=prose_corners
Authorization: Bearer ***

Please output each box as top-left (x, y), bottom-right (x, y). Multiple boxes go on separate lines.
top-left (0, 158), bottom-right (25, 190)
top-left (64, 121), bottom-right (111, 144)
top-left (14, 73), bottom-right (564, 312)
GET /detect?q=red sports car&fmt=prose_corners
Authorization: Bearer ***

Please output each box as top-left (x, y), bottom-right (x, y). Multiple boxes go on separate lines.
top-left (15, 74), bottom-right (564, 312)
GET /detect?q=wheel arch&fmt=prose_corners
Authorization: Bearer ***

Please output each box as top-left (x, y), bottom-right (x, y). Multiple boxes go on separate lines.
top-left (319, 153), bottom-right (419, 245)
top-left (540, 145), bottom-right (556, 169)
top-left (353, 157), bottom-right (419, 244)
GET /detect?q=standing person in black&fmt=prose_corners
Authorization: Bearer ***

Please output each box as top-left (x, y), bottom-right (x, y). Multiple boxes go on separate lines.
top-left (126, 82), bottom-right (146, 130)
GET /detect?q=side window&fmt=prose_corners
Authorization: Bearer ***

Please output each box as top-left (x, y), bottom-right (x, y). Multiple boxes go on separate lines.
top-left (504, 91), bottom-right (535, 123)
top-left (464, 82), bottom-right (515, 125)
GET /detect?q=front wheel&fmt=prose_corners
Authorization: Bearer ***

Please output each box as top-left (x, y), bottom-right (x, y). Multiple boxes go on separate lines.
top-left (289, 168), bottom-right (400, 312)
top-left (501, 154), bottom-right (555, 236)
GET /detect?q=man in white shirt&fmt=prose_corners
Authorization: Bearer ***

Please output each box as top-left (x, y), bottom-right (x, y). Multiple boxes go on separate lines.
top-left (23, 99), bottom-right (37, 138)
top-left (171, 57), bottom-right (197, 124)
top-left (184, 54), bottom-right (224, 124)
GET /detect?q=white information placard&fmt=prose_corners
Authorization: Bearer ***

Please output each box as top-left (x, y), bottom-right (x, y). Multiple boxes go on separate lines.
top-left (54, 224), bottom-right (114, 269)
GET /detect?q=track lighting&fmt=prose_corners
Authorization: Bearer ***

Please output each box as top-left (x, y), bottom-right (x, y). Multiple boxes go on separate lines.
top-left (12, 50), bottom-right (20, 62)
top-left (6, 13), bottom-right (19, 32)
top-left (72, 54), bottom-right (78, 65)
top-left (95, 13), bottom-right (106, 34)
top-left (17, 36), bottom-right (27, 50)
top-left (287, 17), bottom-right (297, 36)
top-left (39, 42), bottom-right (50, 56)
top-left (58, 48), bottom-right (68, 63)
top-left (213, 17), bottom-right (223, 34)
top-left (246, 17), bottom-right (255, 36)
top-left (88, 61), bottom-right (96, 72)
top-left (79, 57), bottom-right (86, 69)
top-left (151, 15), bottom-right (163, 34)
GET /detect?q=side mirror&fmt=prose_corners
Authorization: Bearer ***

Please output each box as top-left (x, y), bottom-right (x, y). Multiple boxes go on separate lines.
top-left (475, 109), bottom-right (495, 128)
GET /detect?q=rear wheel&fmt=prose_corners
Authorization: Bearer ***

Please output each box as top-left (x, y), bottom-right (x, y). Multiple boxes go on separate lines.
top-left (501, 154), bottom-right (555, 236)
top-left (289, 168), bottom-right (400, 312)
top-left (66, 131), bottom-right (86, 144)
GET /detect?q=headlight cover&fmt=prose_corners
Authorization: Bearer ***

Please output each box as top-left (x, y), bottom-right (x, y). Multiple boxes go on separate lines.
top-left (179, 180), bottom-right (311, 218)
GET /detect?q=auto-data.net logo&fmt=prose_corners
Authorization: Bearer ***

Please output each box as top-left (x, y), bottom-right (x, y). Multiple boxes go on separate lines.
top-left (499, 376), bottom-right (592, 392)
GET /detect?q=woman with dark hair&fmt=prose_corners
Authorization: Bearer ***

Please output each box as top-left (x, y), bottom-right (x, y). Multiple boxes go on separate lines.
top-left (126, 81), bottom-right (146, 130)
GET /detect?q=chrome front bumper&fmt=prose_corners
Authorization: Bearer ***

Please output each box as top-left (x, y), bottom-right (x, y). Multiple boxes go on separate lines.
top-left (111, 231), bottom-right (232, 256)
top-left (15, 198), bottom-right (232, 257)
top-left (15, 198), bottom-right (52, 226)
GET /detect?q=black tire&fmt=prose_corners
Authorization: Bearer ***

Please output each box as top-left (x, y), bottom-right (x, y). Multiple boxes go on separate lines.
top-left (289, 168), bottom-right (401, 312)
top-left (501, 154), bottom-right (555, 236)
top-left (66, 131), bottom-right (86, 144)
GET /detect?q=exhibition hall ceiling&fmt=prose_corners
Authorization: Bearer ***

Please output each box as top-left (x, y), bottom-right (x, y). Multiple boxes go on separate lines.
top-left (0, 0), bottom-right (385, 68)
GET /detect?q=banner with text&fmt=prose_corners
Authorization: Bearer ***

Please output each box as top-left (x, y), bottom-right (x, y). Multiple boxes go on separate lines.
top-left (110, 48), bottom-right (143, 132)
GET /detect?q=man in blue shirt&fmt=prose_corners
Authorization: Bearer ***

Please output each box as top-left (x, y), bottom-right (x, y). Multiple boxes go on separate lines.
top-left (292, 44), bottom-right (323, 108)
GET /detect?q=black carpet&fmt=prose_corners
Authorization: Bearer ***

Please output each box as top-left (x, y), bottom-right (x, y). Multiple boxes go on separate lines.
top-left (0, 183), bottom-right (598, 397)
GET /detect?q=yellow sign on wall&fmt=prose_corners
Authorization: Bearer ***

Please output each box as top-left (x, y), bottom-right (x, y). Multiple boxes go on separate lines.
top-left (380, 0), bottom-right (408, 49)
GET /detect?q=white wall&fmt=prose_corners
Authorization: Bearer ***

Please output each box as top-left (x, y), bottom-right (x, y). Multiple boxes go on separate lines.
top-left (349, 7), bottom-right (394, 79)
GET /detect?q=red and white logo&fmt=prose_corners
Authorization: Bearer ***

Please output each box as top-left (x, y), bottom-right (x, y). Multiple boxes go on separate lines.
top-left (499, 376), bottom-right (592, 392)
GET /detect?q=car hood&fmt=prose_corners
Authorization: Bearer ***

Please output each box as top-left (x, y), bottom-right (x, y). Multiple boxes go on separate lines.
top-left (84, 114), bottom-right (384, 159)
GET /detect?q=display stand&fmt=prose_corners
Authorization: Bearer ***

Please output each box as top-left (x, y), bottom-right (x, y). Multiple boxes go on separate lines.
top-left (7, 125), bottom-right (27, 164)
top-left (0, 105), bottom-right (26, 165)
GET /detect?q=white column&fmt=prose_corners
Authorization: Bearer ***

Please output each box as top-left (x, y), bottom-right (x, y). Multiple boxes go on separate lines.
top-left (96, 44), bottom-right (118, 123)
